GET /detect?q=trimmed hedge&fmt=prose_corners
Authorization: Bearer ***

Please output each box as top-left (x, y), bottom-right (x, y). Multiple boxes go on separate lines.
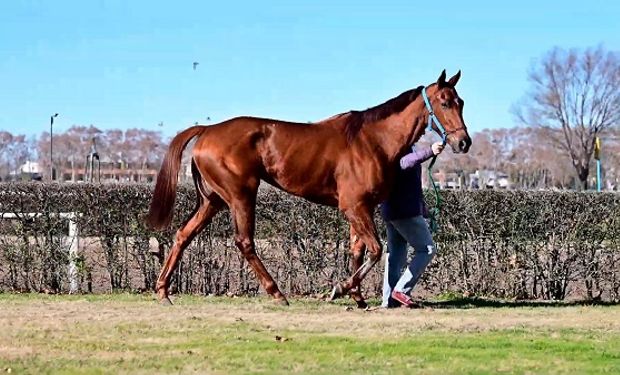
top-left (0, 182), bottom-right (618, 301)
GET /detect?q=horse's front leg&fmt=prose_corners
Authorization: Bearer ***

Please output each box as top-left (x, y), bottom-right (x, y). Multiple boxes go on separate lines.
top-left (348, 225), bottom-right (368, 309)
top-left (330, 203), bottom-right (382, 301)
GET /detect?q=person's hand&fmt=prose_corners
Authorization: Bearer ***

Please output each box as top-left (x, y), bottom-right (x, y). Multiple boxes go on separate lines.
top-left (431, 142), bottom-right (444, 156)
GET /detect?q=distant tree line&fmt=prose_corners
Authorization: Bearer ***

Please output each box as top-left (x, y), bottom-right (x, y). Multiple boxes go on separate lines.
top-left (2, 124), bottom-right (618, 190)
top-left (430, 126), bottom-right (620, 190)
top-left (0, 126), bottom-right (168, 182)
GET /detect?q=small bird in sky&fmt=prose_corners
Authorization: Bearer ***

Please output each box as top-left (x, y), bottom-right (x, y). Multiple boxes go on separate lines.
top-left (193, 62), bottom-right (199, 70)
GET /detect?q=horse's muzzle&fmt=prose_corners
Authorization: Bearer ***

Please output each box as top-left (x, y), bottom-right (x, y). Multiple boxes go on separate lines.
top-left (458, 136), bottom-right (472, 153)
top-left (449, 132), bottom-right (472, 154)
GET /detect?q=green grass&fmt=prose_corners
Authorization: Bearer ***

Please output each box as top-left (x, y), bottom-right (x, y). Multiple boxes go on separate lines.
top-left (1, 293), bottom-right (619, 374)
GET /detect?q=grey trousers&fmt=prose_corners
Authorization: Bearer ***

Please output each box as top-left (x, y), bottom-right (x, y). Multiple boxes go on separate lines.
top-left (382, 215), bottom-right (437, 307)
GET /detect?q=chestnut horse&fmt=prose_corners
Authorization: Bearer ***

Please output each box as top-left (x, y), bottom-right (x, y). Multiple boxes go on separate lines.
top-left (147, 70), bottom-right (471, 307)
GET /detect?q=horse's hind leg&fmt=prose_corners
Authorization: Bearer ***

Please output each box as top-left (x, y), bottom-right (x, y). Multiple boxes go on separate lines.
top-left (331, 203), bottom-right (382, 301)
top-left (230, 193), bottom-right (289, 306)
top-left (349, 226), bottom-right (368, 309)
top-left (156, 194), bottom-right (224, 305)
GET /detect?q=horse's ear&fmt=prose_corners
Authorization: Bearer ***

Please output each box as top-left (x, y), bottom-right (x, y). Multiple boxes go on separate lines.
top-left (448, 70), bottom-right (461, 86)
top-left (437, 70), bottom-right (447, 86)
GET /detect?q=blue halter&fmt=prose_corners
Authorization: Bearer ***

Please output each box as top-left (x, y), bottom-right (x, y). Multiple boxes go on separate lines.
top-left (422, 87), bottom-right (448, 146)
top-left (421, 86), bottom-right (446, 234)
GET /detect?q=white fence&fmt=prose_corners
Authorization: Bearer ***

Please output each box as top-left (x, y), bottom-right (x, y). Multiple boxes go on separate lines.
top-left (0, 212), bottom-right (80, 293)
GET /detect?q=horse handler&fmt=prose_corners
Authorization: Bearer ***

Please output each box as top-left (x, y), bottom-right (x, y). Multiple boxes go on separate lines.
top-left (381, 141), bottom-right (444, 308)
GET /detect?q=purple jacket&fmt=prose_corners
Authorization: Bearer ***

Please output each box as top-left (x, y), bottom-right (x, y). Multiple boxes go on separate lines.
top-left (380, 146), bottom-right (435, 221)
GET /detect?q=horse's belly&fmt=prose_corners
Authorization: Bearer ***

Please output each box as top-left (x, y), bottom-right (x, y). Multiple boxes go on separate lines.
top-left (264, 169), bottom-right (338, 207)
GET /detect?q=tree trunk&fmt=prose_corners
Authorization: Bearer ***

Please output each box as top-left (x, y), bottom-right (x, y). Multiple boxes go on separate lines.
top-left (578, 166), bottom-right (589, 191)
top-left (71, 157), bottom-right (76, 182)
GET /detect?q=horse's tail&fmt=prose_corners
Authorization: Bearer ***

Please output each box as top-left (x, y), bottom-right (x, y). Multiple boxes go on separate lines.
top-left (146, 126), bottom-right (206, 230)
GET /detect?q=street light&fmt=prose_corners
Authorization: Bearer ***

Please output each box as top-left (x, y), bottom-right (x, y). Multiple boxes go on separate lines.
top-left (50, 113), bottom-right (58, 181)
top-left (595, 136), bottom-right (602, 192)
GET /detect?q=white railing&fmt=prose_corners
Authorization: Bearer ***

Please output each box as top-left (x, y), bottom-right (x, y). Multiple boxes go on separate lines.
top-left (0, 212), bottom-right (79, 293)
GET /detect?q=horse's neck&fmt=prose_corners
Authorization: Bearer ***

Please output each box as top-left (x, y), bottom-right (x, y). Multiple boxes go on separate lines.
top-left (365, 99), bottom-right (428, 163)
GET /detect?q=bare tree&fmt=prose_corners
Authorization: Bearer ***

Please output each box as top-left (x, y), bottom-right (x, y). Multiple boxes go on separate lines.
top-left (65, 125), bottom-right (103, 181)
top-left (0, 131), bottom-right (31, 180)
top-left (0, 131), bottom-right (16, 178)
top-left (12, 136), bottom-right (34, 179)
top-left (101, 129), bottom-right (125, 181)
top-left (515, 46), bottom-right (620, 189)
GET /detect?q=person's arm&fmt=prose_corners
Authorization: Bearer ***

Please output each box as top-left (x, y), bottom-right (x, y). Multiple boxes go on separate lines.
top-left (399, 146), bottom-right (435, 169)
top-left (399, 142), bottom-right (445, 170)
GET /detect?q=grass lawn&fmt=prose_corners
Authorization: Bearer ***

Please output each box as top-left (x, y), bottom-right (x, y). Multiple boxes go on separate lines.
top-left (0, 293), bottom-right (619, 374)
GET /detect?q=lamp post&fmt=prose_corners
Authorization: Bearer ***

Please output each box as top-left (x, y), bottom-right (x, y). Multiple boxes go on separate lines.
top-left (595, 136), bottom-right (602, 192)
top-left (50, 113), bottom-right (59, 181)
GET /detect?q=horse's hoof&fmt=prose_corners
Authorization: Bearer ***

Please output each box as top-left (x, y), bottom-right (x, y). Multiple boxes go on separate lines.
top-left (330, 283), bottom-right (345, 301)
top-left (274, 298), bottom-right (290, 306)
top-left (355, 299), bottom-right (368, 309)
top-left (159, 297), bottom-right (173, 306)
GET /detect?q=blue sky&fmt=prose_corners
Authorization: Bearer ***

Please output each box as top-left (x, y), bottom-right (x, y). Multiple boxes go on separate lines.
top-left (1, 0), bottom-right (619, 138)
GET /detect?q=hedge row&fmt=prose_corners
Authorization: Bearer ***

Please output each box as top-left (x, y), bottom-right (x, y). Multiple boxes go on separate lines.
top-left (0, 182), bottom-right (619, 301)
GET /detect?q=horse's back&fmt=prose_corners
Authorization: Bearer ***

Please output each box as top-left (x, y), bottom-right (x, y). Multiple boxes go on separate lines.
top-left (192, 116), bottom-right (324, 157)
top-left (190, 116), bottom-right (345, 204)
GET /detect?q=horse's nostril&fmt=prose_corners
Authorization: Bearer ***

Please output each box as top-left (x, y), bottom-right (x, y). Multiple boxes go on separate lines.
top-left (459, 139), bottom-right (468, 151)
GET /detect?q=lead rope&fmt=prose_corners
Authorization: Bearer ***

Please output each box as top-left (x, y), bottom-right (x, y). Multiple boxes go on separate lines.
top-left (426, 151), bottom-right (443, 234)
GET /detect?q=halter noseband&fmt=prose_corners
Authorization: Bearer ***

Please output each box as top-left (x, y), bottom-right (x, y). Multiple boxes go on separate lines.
top-left (421, 87), bottom-right (464, 146)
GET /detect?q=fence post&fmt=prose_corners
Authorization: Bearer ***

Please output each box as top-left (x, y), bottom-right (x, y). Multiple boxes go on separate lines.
top-left (67, 213), bottom-right (79, 293)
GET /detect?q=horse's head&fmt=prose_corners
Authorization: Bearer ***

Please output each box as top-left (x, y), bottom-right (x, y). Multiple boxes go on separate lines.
top-left (425, 70), bottom-right (472, 154)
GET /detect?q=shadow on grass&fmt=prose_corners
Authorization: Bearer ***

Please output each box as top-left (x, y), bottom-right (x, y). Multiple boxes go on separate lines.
top-left (422, 297), bottom-right (620, 309)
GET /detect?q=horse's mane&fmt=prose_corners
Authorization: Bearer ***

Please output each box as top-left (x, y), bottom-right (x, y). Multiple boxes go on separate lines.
top-left (342, 86), bottom-right (424, 143)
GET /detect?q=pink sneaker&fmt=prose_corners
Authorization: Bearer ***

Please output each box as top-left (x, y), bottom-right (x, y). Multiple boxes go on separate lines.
top-left (391, 290), bottom-right (418, 308)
